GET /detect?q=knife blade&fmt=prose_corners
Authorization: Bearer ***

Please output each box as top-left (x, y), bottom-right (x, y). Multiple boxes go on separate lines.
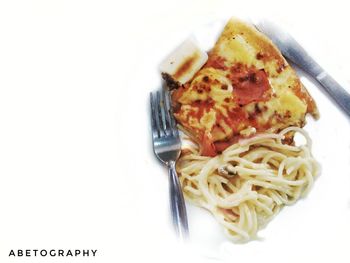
top-left (254, 19), bottom-right (350, 117)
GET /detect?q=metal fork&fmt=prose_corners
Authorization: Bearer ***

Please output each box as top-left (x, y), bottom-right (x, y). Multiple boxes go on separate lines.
top-left (150, 89), bottom-right (189, 239)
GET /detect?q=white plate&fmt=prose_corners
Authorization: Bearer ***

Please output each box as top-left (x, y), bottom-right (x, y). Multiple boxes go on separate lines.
top-left (130, 17), bottom-right (350, 263)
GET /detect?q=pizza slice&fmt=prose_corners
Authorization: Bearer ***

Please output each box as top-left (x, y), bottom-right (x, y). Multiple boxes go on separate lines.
top-left (161, 18), bottom-right (319, 156)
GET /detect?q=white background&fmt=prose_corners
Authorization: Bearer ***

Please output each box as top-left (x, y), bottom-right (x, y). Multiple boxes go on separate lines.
top-left (1, 0), bottom-right (350, 262)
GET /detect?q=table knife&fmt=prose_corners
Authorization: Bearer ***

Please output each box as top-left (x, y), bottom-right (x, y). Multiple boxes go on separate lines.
top-left (254, 19), bottom-right (350, 117)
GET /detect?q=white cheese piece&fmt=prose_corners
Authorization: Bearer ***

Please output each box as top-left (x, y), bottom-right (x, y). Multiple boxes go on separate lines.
top-left (159, 38), bottom-right (208, 84)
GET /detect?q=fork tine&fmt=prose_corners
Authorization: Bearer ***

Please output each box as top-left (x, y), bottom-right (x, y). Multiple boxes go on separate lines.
top-left (155, 91), bottom-right (165, 137)
top-left (159, 90), bottom-right (168, 136)
top-left (162, 89), bottom-right (172, 133)
top-left (170, 113), bottom-right (180, 138)
top-left (163, 89), bottom-right (172, 131)
top-left (150, 92), bottom-right (159, 139)
top-left (163, 89), bottom-right (179, 138)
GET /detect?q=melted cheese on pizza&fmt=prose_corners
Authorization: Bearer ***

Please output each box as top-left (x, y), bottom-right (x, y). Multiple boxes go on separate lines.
top-left (170, 18), bottom-right (319, 156)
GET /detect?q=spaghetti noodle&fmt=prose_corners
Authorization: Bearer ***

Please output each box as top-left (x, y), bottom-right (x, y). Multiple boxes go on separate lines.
top-left (177, 127), bottom-right (319, 242)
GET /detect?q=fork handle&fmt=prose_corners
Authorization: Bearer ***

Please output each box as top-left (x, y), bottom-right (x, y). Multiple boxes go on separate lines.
top-left (168, 161), bottom-right (189, 240)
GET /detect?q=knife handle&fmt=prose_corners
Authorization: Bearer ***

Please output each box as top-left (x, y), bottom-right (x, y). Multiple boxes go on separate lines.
top-left (315, 71), bottom-right (350, 116)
